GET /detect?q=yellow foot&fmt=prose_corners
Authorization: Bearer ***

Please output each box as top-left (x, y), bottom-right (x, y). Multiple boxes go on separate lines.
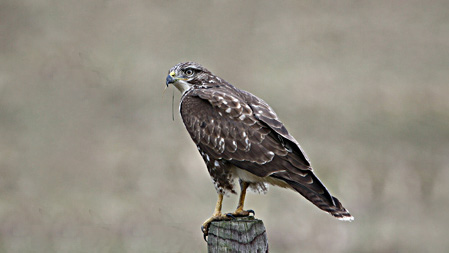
top-left (226, 209), bottom-right (255, 218)
top-left (201, 213), bottom-right (230, 239)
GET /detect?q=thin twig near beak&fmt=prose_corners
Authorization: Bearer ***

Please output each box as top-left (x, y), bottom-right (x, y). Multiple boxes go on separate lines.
top-left (172, 88), bottom-right (175, 121)
top-left (163, 84), bottom-right (174, 121)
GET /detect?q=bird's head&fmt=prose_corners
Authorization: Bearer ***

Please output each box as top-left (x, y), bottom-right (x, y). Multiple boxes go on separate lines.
top-left (166, 62), bottom-right (217, 94)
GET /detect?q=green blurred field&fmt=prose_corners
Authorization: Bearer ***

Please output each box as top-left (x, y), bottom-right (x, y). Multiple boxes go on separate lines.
top-left (1, 0), bottom-right (448, 252)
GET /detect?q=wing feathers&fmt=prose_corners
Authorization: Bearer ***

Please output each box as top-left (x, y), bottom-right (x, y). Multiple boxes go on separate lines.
top-left (180, 86), bottom-right (352, 220)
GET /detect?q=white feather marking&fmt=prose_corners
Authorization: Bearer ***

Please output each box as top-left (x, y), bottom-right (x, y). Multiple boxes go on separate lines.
top-left (236, 103), bottom-right (241, 109)
top-left (223, 100), bottom-right (228, 105)
top-left (338, 216), bottom-right (354, 221)
top-left (217, 96), bottom-right (223, 100)
top-left (225, 108), bottom-right (231, 113)
top-left (214, 161), bottom-right (220, 167)
top-left (218, 112), bottom-right (222, 116)
top-left (239, 114), bottom-right (246, 120)
top-left (242, 132), bottom-right (247, 137)
top-left (266, 170), bottom-right (287, 176)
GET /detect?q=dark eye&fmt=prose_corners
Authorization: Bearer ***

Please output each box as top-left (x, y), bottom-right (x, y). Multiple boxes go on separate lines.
top-left (185, 69), bottom-right (194, 76)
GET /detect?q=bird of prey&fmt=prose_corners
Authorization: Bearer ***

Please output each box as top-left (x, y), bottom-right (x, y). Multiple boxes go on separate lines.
top-left (165, 62), bottom-right (353, 236)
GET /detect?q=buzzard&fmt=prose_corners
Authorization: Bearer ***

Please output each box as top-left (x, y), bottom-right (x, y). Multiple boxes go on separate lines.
top-left (165, 62), bottom-right (353, 236)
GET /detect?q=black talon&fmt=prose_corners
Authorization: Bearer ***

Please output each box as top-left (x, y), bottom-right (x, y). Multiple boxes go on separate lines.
top-left (201, 225), bottom-right (208, 242)
top-left (248, 209), bottom-right (255, 216)
top-left (226, 213), bottom-right (236, 219)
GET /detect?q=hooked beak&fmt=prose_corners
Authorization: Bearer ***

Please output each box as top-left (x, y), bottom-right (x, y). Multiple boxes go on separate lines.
top-left (166, 71), bottom-right (176, 86)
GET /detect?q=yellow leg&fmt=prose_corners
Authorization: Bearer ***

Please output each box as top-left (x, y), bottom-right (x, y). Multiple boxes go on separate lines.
top-left (236, 181), bottom-right (248, 213)
top-left (201, 194), bottom-right (228, 236)
top-left (231, 181), bottom-right (254, 216)
top-left (201, 184), bottom-right (255, 239)
top-left (213, 193), bottom-right (224, 215)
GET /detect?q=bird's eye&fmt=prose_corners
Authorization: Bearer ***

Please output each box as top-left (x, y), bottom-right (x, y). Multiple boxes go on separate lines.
top-left (185, 69), bottom-right (194, 76)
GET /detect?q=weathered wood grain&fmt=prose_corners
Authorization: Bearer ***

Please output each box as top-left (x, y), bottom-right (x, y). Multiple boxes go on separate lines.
top-left (207, 216), bottom-right (268, 253)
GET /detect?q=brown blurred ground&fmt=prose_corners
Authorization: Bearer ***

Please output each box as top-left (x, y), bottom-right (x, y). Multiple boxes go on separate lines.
top-left (1, 0), bottom-right (448, 252)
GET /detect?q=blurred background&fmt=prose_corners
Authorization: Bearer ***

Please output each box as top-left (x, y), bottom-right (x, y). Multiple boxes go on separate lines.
top-left (1, 0), bottom-right (448, 252)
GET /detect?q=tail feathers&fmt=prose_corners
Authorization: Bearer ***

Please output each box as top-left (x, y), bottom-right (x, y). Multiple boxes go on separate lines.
top-left (328, 196), bottom-right (354, 221)
top-left (280, 177), bottom-right (354, 221)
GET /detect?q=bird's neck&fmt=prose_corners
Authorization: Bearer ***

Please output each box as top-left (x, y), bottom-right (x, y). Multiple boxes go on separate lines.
top-left (173, 80), bottom-right (192, 95)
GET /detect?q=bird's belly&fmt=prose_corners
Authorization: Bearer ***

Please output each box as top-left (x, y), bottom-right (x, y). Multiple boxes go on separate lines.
top-left (231, 166), bottom-right (292, 189)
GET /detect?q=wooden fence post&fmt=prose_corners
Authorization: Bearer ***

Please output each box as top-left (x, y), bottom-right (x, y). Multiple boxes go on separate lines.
top-left (207, 216), bottom-right (268, 253)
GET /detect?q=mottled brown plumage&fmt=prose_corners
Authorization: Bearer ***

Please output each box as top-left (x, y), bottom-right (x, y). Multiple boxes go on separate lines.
top-left (166, 62), bottom-right (353, 235)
